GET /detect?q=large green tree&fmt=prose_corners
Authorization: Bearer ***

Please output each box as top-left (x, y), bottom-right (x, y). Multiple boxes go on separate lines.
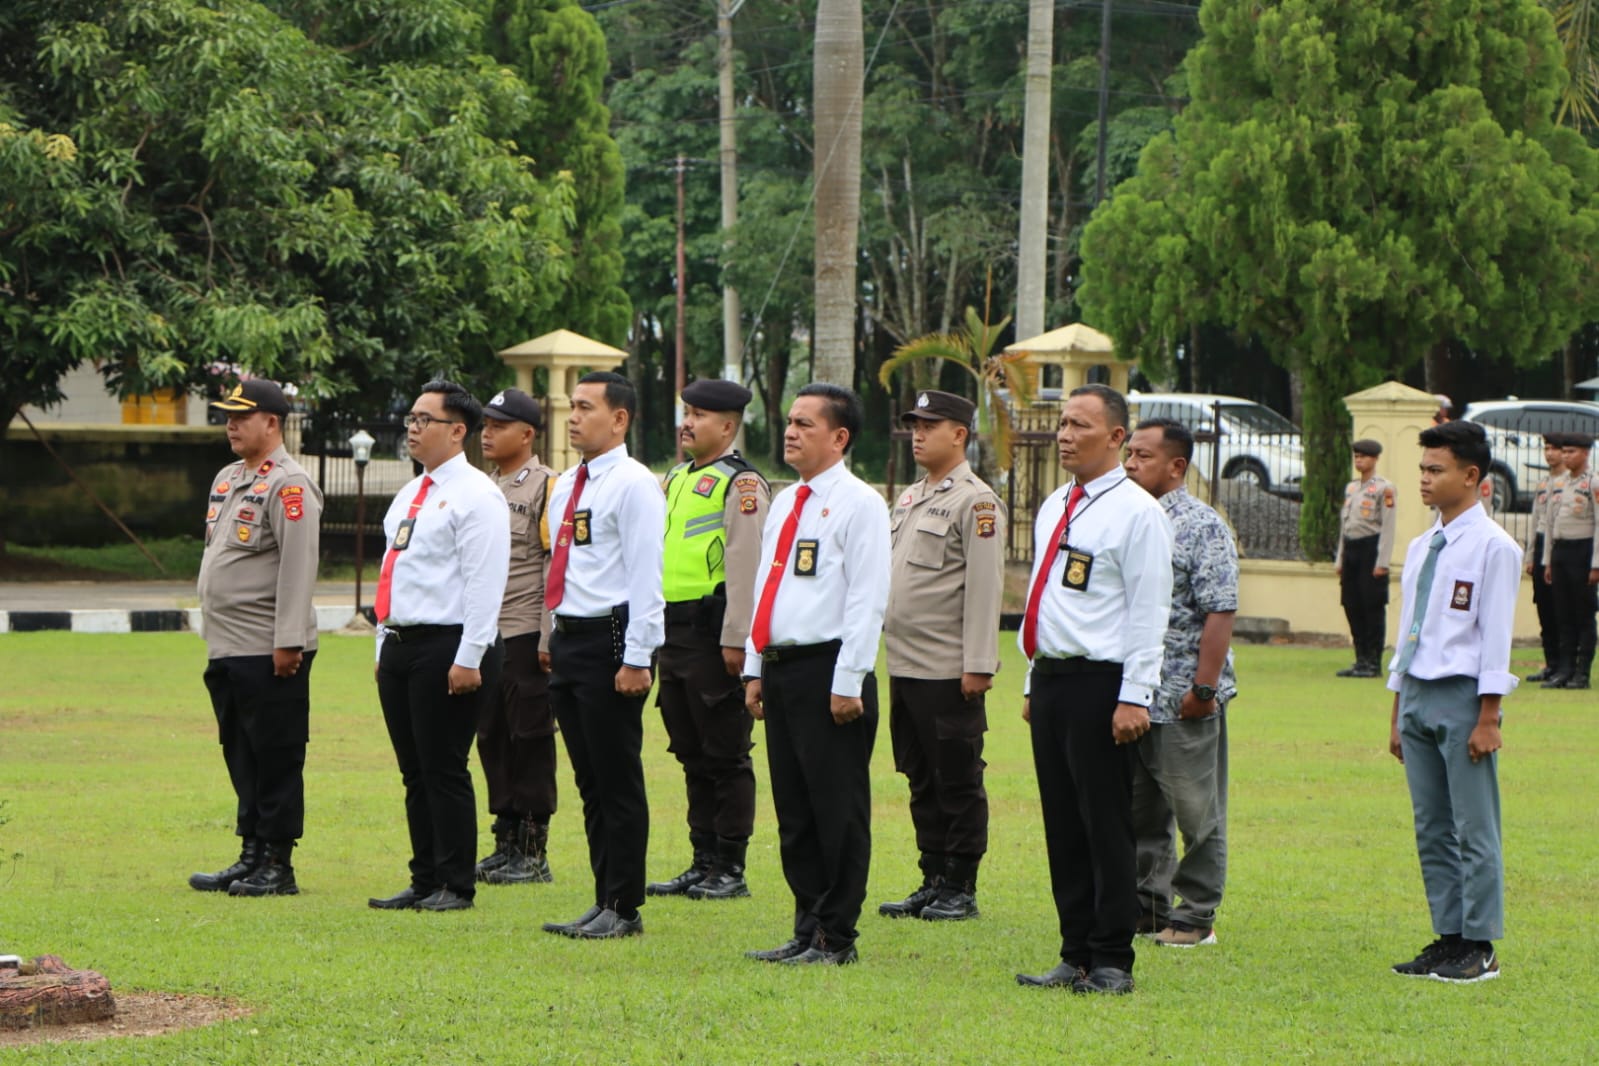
top-left (1079, 0), bottom-right (1599, 558)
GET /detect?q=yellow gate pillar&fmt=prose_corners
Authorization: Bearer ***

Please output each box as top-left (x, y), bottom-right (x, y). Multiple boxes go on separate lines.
top-left (497, 329), bottom-right (628, 472)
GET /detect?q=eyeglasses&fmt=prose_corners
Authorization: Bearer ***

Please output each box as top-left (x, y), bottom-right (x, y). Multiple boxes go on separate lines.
top-left (403, 413), bottom-right (463, 429)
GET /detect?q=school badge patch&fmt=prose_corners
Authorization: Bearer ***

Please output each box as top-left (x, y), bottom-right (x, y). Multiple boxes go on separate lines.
top-left (1450, 580), bottom-right (1474, 611)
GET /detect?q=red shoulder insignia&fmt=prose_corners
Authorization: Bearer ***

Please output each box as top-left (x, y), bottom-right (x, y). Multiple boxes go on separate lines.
top-left (256, 459), bottom-right (275, 476)
top-left (278, 485), bottom-right (303, 498)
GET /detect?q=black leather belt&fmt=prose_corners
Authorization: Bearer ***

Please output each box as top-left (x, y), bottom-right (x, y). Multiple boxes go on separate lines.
top-left (1031, 656), bottom-right (1121, 676)
top-left (553, 614), bottom-right (612, 635)
top-left (384, 623), bottom-right (463, 643)
top-left (761, 639), bottom-right (842, 664)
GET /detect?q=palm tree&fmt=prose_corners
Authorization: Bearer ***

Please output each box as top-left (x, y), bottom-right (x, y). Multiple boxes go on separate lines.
top-left (813, 0), bottom-right (864, 386)
top-left (1547, 0), bottom-right (1599, 130)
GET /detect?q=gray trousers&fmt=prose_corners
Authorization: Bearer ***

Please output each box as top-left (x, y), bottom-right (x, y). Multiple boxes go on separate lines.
top-left (1397, 675), bottom-right (1504, 943)
top-left (1131, 705), bottom-right (1228, 928)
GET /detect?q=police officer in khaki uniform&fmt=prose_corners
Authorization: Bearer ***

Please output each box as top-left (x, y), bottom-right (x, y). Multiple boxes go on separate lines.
top-left (1334, 439), bottom-right (1396, 678)
top-left (1524, 434), bottom-right (1568, 682)
top-left (190, 380), bottom-right (322, 898)
top-left (475, 388), bottom-right (560, 884)
top-left (878, 390), bottom-right (1005, 922)
top-left (1541, 432), bottom-right (1599, 689)
top-left (647, 379), bottom-right (770, 900)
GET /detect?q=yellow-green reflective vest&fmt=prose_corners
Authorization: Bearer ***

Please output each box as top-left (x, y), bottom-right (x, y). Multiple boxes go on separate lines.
top-left (662, 456), bottom-right (750, 602)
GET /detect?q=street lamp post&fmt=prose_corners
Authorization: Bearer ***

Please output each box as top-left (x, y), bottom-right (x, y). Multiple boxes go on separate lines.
top-left (349, 429), bottom-right (376, 621)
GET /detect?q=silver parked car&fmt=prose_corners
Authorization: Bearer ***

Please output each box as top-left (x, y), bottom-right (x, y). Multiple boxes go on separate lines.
top-left (1128, 392), bottom-right (1306, 497)
top-left (1460, 399), bottom-right (1599, 512)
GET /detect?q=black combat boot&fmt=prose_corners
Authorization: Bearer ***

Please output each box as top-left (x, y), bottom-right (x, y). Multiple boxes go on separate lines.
top-left (189, 837), bottom-right (261, 892)
top-left (921, 857), bottom-right (980, 921)
top-left (688, 837), bottom-right (750, 899)
top-left (878, 853), bottom-right (945, 918)
top-left (486, 816), bottom-right (553, 884)
top-left (475, 816), bottom-right (516, 882)
top-left (647, 832), bottom-right (715, 896)
top-left (229, 841), bottom-right (298, 897)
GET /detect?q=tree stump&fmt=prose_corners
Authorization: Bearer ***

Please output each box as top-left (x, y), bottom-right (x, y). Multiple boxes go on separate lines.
top-left (0, 956), bottom-right (116, 1030)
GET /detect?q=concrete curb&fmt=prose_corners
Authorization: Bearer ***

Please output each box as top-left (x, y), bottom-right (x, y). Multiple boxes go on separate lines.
top-left (2, 605), bottom-right (368, 635)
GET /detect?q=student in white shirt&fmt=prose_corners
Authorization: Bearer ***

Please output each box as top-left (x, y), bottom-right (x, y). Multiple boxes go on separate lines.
top-left (1387, 420), bottom-right (1519, 984)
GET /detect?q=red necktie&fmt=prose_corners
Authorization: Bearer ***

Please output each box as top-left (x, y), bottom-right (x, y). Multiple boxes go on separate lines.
top-left (374, 475), bottom-right (433, 624)
top-left (750, 484), bottom-right (814, 653)
top-left (544, 462), bottom-right (590, 613)
top-left (1021, 482), bottom-right (1086, 659)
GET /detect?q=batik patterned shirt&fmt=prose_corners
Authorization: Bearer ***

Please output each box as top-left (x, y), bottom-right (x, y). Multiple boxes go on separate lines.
top-left (1153, 487), bottom-right (1239, 723)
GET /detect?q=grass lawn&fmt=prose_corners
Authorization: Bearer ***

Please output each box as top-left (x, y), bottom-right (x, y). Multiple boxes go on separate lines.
top-left (0, 634), bottom-right (1594, 1064)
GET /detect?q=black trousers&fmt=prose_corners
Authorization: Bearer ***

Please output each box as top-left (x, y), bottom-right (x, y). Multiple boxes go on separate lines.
top-left (762, 643), bottom-right (878, 950)
top-left (203, 651), bottom-right (314, 844)
top-left (1550, 538), bottom-right (1597, 674)
top-left (888, 676), bottom-right (988, 866)
top-left (476, 632), bottom-right (558, 821)
top-left (657, 617), bottom-right (755, 843)
top-left (1531, 534), bottom-right (1558, 668)
top-left (549, 622), bottom-right (650, 915)
top-left (1339, 534), bottom-right (1388, 663)
top-left (1029, 666), bottom-right (1137, 973)
top-left (378, 627), bottom-right (503, 898)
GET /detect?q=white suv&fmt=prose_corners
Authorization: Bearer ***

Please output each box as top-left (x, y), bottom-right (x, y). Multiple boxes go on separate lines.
top-left (1128, 392), bottom-right (1306, 497)
top-left (1460, 400), bottom-right (1599, 512)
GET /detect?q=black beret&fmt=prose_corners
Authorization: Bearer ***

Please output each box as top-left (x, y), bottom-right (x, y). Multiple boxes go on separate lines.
top-left (901, 389), bottom-right (976, 428)
top-left (681, 378), bottom-right (753, 412)
top-left (482, 388), bottom-right (544, 430)
top-left (210, 379), bottom-right (291, 417)
top-left (1561, 431), bottom-right (1596, 448)
top-left (1351, 439), bottom-right (1383, 457)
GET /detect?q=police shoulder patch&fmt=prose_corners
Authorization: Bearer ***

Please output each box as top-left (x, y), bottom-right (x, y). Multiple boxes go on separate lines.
top-left (1383, 487), bottom-right (1395, 508)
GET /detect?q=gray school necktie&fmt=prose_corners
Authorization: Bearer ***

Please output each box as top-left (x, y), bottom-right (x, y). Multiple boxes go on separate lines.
top-left (1394, 531), bottom-right (1449, 675)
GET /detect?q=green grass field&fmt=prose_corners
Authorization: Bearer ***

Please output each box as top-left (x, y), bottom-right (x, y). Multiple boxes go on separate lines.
top-left (0, 633), bottom-right (1594, 1064)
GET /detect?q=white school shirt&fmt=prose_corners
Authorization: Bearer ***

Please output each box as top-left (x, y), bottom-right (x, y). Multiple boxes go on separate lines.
top-left (1019, 466), bottom-right (1174, 705)
top-left (1386, 504), bottom-right (1522, 697)
top-left (376, 451), bottom-right (510, 669)
top-left (741, 459), bottom-right (891, 698)
top-left (545, 443), bottom-right (666, 668)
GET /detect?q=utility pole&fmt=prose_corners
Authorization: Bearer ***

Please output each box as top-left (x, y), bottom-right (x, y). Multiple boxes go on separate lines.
top-left (675, 155), bottom-right (688, 462)
top-left (718, 0), bottom-right (744, 387)
top-left (1093, 0), bottom-right (1113, 206)
top-left (1016, 0), bottom-right (1054, 343)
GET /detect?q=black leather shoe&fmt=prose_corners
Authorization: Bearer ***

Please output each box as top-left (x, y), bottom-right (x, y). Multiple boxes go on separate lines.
top-left (228, 859), bottom-right (298, 897)
top-left (1348, 664), bottom-right (1380, 678)
top-left (921, 889), bottom-right (979, 921)
top-left (647, 863), bottom-right (709, 896)
top-left (368, 886), bottom-right (426, 910)
top-left (779, 942), bottom-right (858, 966)
top-left (1542, 672), bottom-right (1574, 689)
top-left (1525, 667), bottom-right (1552, 683)
top-left (542, 905), bottom-right (603, 935)
top-left (415, 888), bottom-right (473, 912)
top-left (1565, 676), bottom-right (1591, 690)
top-left (1016, 961), bottom-right (1084, 988)
top-left (1072, 966), bottom-right (1135, 994)
top-left (1334, 663), bottom-right (1362, 677)
top-left (745, 937), bottom-right (810, 962)
top-left (878, 881), bottom-right (941, 918)
top-left (687, 869), bottom-right (750, 900)
top-left (565, 908), bottom-right (642, 939)
top-left (189, 839), bottom-right (261, 892)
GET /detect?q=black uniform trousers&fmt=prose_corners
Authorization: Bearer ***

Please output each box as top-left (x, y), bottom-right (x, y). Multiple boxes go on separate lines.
top-left (1550, 538), bottom-right (1597, 675)
top-left (476, 632), bottom-right (558, 820)
top-left (378, 626), bottom-right (503, 899)
top-left (761, 641), bottom-right (878, 951)
top-left (203, 651), bottom-right (315, 843)
top-left (1029, 663), bottom-right (1138, 973)
top-left (888, 676), bottom-right (988, 867)
top-left (1531, 533), bottom-right (1558, 668)
top-left (548, 615), bottom-right (651, 916)
top-left (1339, 534), bottom-right (1388, 664)
top-left (657, 613), bottom-right (756, 842)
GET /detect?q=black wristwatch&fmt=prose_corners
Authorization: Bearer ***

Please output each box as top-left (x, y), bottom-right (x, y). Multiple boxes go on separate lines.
top-left (740, 675), bottom-right (760, 685)
top-left (1191, 683), bottom-right (1217, 702)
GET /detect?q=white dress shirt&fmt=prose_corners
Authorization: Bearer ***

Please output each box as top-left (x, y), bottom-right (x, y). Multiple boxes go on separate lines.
top-left (1019, 466), bottom-right (1174, 704)
top-left (376, 451), bottom-right (510, 669)
top-left (1386, 504), bottom-right (1522, 697)
top-left (742, 459), bottom-right (891, 698)
top-left (545, 444), bottom-right (666, 668)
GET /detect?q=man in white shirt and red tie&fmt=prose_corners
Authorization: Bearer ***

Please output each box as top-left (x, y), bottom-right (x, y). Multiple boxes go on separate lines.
top-left (1387, 420), bottom-right (1519, 983)
top-left (742, 383), bottom-right (891, 966)
top-left (539, 370), bottom-right (666, 940)
top-left (1015, 384), bottom-right (1173, 995)
top-left (369, 380), bottom-right (510, 913)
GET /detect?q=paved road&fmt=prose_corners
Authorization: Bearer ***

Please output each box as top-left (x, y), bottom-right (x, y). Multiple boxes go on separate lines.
top-left (0, 581), bottom-right (360, 613)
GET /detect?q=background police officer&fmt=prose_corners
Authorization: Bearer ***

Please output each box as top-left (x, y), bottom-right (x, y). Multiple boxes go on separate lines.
top-left (648, 379), bottom-right (769, 901)
top-left (1335, 439), bottom-right (1396, 678)
top-left (1524, 434), bottom-right (1567, 682)
top-left (475, 388), bottom-right (559, 885)
top-left (191, 379), bottom-right (322, 898)
top-left (1541, 432), bottom-right (1599, 689)
top-left (879, 390), bottom-right (1004, 922)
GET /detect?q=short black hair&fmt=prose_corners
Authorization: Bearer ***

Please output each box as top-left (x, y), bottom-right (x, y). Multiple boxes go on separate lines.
top-left (796, 382), bottom-right (863, 453)
top-left (421, 379), bottom-right (482, 435)
top-left (1133, 417), bottom-right (1195, 463)
top-left (1418, 419), bottom-right (1490, 480)
top-left (578, 370), bottom-right (637, 421)
top-left (1068, 383), bottom-right (1129, 431)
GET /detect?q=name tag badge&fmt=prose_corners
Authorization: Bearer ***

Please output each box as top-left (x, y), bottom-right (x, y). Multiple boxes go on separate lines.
top-left (394, 517), bottom-right (416, 551)
top-left (1061, 547), bottom-right (1093, 591)
top-left (794, 539), bottom-right (819, 576)
top-left (573, 509), bottom-right (592, 546)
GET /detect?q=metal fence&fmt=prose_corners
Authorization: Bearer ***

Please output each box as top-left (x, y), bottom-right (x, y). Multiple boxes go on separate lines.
top-left (282, 413), bottom-right (418, 532)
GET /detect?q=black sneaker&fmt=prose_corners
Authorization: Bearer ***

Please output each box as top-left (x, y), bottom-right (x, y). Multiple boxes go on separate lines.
top-left (1429, 941), bottom-right (1499, 983)
top-left (1391, 935), bottom-right (1461, 977)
